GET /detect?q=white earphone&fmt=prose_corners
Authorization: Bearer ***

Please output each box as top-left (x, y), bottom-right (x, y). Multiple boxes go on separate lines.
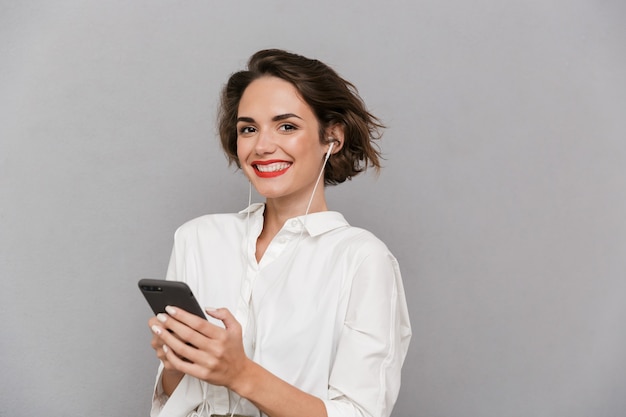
top-left (326, 137), bottom-right (339, 158)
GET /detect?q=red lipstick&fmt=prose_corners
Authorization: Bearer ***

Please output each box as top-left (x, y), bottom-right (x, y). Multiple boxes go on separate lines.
top-left (252, 160), bottom-right (292, 178)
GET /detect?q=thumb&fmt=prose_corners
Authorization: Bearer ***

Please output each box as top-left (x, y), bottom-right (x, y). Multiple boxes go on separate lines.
top-left (205, 307), bottom-right (239, 330)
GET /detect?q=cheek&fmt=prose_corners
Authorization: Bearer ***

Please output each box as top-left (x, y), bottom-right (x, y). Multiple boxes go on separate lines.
top-left (236, 139), bottom-right (247, 162)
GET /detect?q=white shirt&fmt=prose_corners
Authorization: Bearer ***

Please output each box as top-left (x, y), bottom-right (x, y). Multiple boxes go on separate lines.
top-left (151, 204), bottom-right (411, 417)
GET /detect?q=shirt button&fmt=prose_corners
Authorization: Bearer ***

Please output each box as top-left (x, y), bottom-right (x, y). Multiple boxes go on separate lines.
top-left (291, 220), bottom-right (299, 227)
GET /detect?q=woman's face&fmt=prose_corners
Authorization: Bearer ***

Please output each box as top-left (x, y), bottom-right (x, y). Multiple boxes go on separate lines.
top-left (236, 76), bottom-right (328, 203)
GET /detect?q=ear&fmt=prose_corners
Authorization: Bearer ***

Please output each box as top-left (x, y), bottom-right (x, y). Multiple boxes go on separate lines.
top-left (324, 124), bottom-right (345, 154)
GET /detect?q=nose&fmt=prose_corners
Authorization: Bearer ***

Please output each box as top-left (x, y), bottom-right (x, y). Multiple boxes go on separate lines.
top-left (254, 128), bottom-right (276, 155)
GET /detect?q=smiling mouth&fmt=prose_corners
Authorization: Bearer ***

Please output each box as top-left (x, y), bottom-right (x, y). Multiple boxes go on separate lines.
top-left (253, 161), bottom-right (292, 177)
top-left (255, 162), bottom-right (291, 172)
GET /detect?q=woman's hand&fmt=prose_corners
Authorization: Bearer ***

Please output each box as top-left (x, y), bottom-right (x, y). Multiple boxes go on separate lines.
top-left (149, 306), bottom-right (251, 390)
top-left (150, 306), bottom-right (328, 417)
top-left (148, 315), bottom-right (185, 395)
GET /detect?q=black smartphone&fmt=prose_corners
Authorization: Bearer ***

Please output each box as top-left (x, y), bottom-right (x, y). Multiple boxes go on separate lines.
top-left (138, 279), bottom-right (206, 319)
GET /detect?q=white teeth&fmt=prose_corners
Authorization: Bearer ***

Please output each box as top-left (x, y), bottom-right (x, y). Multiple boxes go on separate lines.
top-left (255, 162), bottom-right (291, 172)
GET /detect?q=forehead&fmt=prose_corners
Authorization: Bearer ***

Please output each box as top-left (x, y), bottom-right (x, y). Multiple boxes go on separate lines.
top-left (237, 76), bottom-right (313, 118)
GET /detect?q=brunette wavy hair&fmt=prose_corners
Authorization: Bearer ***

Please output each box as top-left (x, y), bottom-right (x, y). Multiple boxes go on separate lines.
top-left (218, 49), bottom-right (384, 185)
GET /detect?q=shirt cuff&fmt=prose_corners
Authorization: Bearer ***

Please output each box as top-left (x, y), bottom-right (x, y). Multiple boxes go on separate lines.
top-left (150, 363), bottom-right (168, 416)
top-left (322, 391), bottom-right (368, 417)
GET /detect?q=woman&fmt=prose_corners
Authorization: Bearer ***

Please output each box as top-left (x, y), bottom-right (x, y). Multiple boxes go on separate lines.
top-left (148, 49), bottom-right (411, 417)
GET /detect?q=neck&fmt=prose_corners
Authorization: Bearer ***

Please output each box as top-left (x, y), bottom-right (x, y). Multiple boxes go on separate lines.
top-left (254, 158), bottom-right (330, 262)
top-left (263, 188), bottom-right (327, 230)
top-left (254, 191), bottom-right (327, 263)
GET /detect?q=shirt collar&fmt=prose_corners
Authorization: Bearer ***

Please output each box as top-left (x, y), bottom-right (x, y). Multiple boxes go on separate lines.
top-left (238, 203), bottom-right (349, 237)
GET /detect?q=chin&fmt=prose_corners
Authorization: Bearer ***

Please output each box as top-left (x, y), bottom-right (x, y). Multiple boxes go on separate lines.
top-left (255, 189), bottom-right (288, 200)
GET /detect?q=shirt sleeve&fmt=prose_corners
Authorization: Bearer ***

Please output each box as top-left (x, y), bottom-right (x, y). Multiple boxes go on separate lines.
top-left (150, 368), bottom-right (205, 417)
top-left (323, 249), bottom-right (412, 417)
top-left (150, 240), bottom-right (206, 417)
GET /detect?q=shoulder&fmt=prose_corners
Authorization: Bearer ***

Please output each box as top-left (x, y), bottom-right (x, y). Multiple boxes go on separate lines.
top-left (310, 211), bottom-right (392, 256)
top-left (328, 224), bottom-right (396, 264)
top-left (174, 204), bottom-right (263, 237)
top-left (176, 212), bottom-right (243, 232)
top-left (177, 213), bottom-right (245, 233)
top-left (172, 212), bottom-right (247, 246)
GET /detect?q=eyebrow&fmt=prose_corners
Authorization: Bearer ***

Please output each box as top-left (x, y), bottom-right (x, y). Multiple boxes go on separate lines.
top-left (236, 113), bottom-right (303, 123)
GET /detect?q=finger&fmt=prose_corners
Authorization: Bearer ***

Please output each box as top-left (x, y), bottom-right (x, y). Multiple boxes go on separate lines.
top-left (151, 319), bottom-right (189, 348)
top-left (152, 312), bottom-right (220, 364)
top-left (153, 322), bottom-right (199, 363)
top-left (148, 315), bottom-right (166, 331)
top-left (165, 306), bottom-right (223, 340)
top-left (149, 329), bottom-right (178, 369)
top-left (162, 342), bottom-right (208, 377)
top-left (164, 305), bottom-right (207, 326)
top-left (150, 312), bottom-right (194, 345)
top-left (148, 317), bottom-right (187, 371)
top-left (205, 307), bottom-right (240, 333)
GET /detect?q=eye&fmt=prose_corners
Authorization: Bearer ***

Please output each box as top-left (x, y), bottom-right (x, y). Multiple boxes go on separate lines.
top-left (279, 123), bottom-right (297, 132)
top-left (238, 126), bottom-right (256, 135)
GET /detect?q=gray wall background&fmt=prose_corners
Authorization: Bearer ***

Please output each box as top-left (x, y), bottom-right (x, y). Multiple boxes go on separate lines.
top-left (1, 1), bottom-right (625, 416)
